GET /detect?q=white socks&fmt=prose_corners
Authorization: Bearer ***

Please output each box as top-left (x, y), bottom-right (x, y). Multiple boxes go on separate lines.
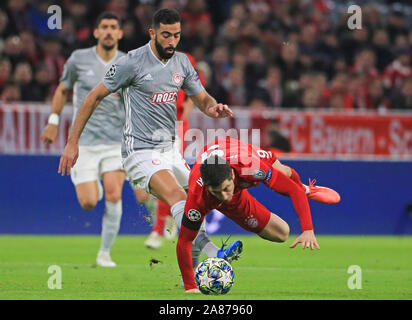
top-left (201, 241), bottom-right (219, 257)
top-left (170, 200), bottom-right (186, 228)
top-left (100, 200), bottom-right (122, 253)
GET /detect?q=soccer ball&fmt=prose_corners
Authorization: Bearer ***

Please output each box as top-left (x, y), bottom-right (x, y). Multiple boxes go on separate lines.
top-left (194, 257), bottom-right (234, 295)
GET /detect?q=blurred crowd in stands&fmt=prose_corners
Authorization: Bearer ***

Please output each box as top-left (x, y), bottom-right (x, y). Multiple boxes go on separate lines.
top-left (0, 0), bottom-right (411, 111)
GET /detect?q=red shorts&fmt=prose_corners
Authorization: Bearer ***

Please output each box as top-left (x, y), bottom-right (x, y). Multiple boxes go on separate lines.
top-left (219, 189), bottom-right (271, 233)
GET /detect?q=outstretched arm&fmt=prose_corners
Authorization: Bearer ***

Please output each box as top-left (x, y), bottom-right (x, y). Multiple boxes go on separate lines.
top-left (58, 82), bottom-right (111, 176)
top-left (190, 90), bottom-right (233, 118)
top-left (176, 222), bottom-right (199, 292)
top-left (176, 206), bottom-right (208, 292)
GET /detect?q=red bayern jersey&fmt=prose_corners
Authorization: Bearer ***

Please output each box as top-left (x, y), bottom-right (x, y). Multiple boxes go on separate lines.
top-left (185, 137), bottom-right (279, 220)
top-left (178, 137), bottom-right (313, 290)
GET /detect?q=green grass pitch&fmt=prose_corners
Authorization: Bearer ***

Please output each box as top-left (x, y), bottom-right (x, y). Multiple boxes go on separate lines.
top-left (0, 235), bottom-right (411, 300)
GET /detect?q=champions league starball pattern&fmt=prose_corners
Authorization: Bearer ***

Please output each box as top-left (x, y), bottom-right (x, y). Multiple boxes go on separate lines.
top-left (194, 257), bottom-right (234, 295)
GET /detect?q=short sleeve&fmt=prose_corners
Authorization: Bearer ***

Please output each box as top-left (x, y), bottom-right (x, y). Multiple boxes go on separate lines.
top-left (181, 56), bottom-right (204, 96)
top-left (102, 54), bottom-right (135, 92)
top-left (60, 54), bottom-right (77, 89)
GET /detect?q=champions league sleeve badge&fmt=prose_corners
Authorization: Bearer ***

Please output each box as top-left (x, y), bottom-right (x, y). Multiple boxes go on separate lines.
top-left (252, 169), bottom-right (267, 180)
top-left (105, 64), bottom-right (116, 78)
top-left (188, 209), bottom-right (201, 222)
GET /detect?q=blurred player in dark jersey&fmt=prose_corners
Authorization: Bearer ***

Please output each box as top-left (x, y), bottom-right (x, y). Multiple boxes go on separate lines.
top-left (177, 137), bottom-right (340, 291)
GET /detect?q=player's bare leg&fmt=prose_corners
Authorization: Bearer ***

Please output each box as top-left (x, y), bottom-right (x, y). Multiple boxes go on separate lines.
top-left (272, 160), bottom-right (340, 204)
top-left (257, 212), bottom-right (290, 243)
top-left (75, 181), bottom-right (101, 211)
top-left (96, 170), bottom-right (125, 267)
top-left (102, 170), bottom-right (125, 202)
top-left (258, 212), bottom-right (320, 250)
top-left (149, 169), bottom-right (187, 205)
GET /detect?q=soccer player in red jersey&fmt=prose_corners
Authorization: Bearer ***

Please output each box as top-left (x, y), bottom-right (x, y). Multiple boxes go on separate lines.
top-left (177, 137), bottom-right (340, 292)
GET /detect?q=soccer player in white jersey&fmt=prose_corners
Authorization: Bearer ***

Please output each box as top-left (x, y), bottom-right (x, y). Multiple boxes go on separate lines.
top-left (41, 12), bottom-right (126, 267)
top-left (58, 9), bottom-right (242, 292)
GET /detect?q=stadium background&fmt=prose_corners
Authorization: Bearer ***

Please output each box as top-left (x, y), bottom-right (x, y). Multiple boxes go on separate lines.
top-left (0, 0), bottom-right (412, 236)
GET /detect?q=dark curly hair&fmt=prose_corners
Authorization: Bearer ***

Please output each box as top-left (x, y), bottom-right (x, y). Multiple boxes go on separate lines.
top-left (200, 155), bottom-right (232, 187)
top-left (152, 8), bottom-right (181, 29)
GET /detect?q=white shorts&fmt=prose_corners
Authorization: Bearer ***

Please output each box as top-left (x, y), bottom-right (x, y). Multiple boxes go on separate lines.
top-left (123, 143), bottom-right (191, 193)
top-left (70, 144), bottom-right (123, 186)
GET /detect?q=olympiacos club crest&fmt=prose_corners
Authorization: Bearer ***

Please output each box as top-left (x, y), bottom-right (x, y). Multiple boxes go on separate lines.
top-left (172, 73), bottom-right (182, 85)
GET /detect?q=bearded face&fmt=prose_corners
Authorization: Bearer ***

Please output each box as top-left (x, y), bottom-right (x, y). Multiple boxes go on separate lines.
top-left (154, 35), bottom-right (176, 59)
top-left (150, 22), bottom-right (181, 61)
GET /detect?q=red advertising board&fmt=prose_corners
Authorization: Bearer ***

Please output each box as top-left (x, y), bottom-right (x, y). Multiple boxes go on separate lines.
top-left (1, 103), bottom-right (411, 159)
top-left (0, 103), bottom-right (72, 155)
top-left (189, 109), bottom-right (412, 159)
top-left (276, 112), bottom-right (412, 158)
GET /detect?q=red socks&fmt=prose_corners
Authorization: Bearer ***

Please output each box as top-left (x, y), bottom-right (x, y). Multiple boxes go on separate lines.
top-left (152, 199), bottom-right (171, 235)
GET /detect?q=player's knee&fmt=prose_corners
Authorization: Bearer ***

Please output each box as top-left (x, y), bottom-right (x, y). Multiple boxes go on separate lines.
top-left (104, 189), bottom-right (121, 203)
top-left (277, 224), bottom-right (290, 243)
top-left (260, 221), bottom-right (290, 243)
top-left (79, 198), bottom-right (97, 211)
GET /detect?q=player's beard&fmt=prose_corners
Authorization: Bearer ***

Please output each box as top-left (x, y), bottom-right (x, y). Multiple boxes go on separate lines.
top-left (100, 36), bottom-right (117, 51)
top-left (101, 43), bottom-right (116, 51)
top-left (155, 37), bottom-right (175, 60)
